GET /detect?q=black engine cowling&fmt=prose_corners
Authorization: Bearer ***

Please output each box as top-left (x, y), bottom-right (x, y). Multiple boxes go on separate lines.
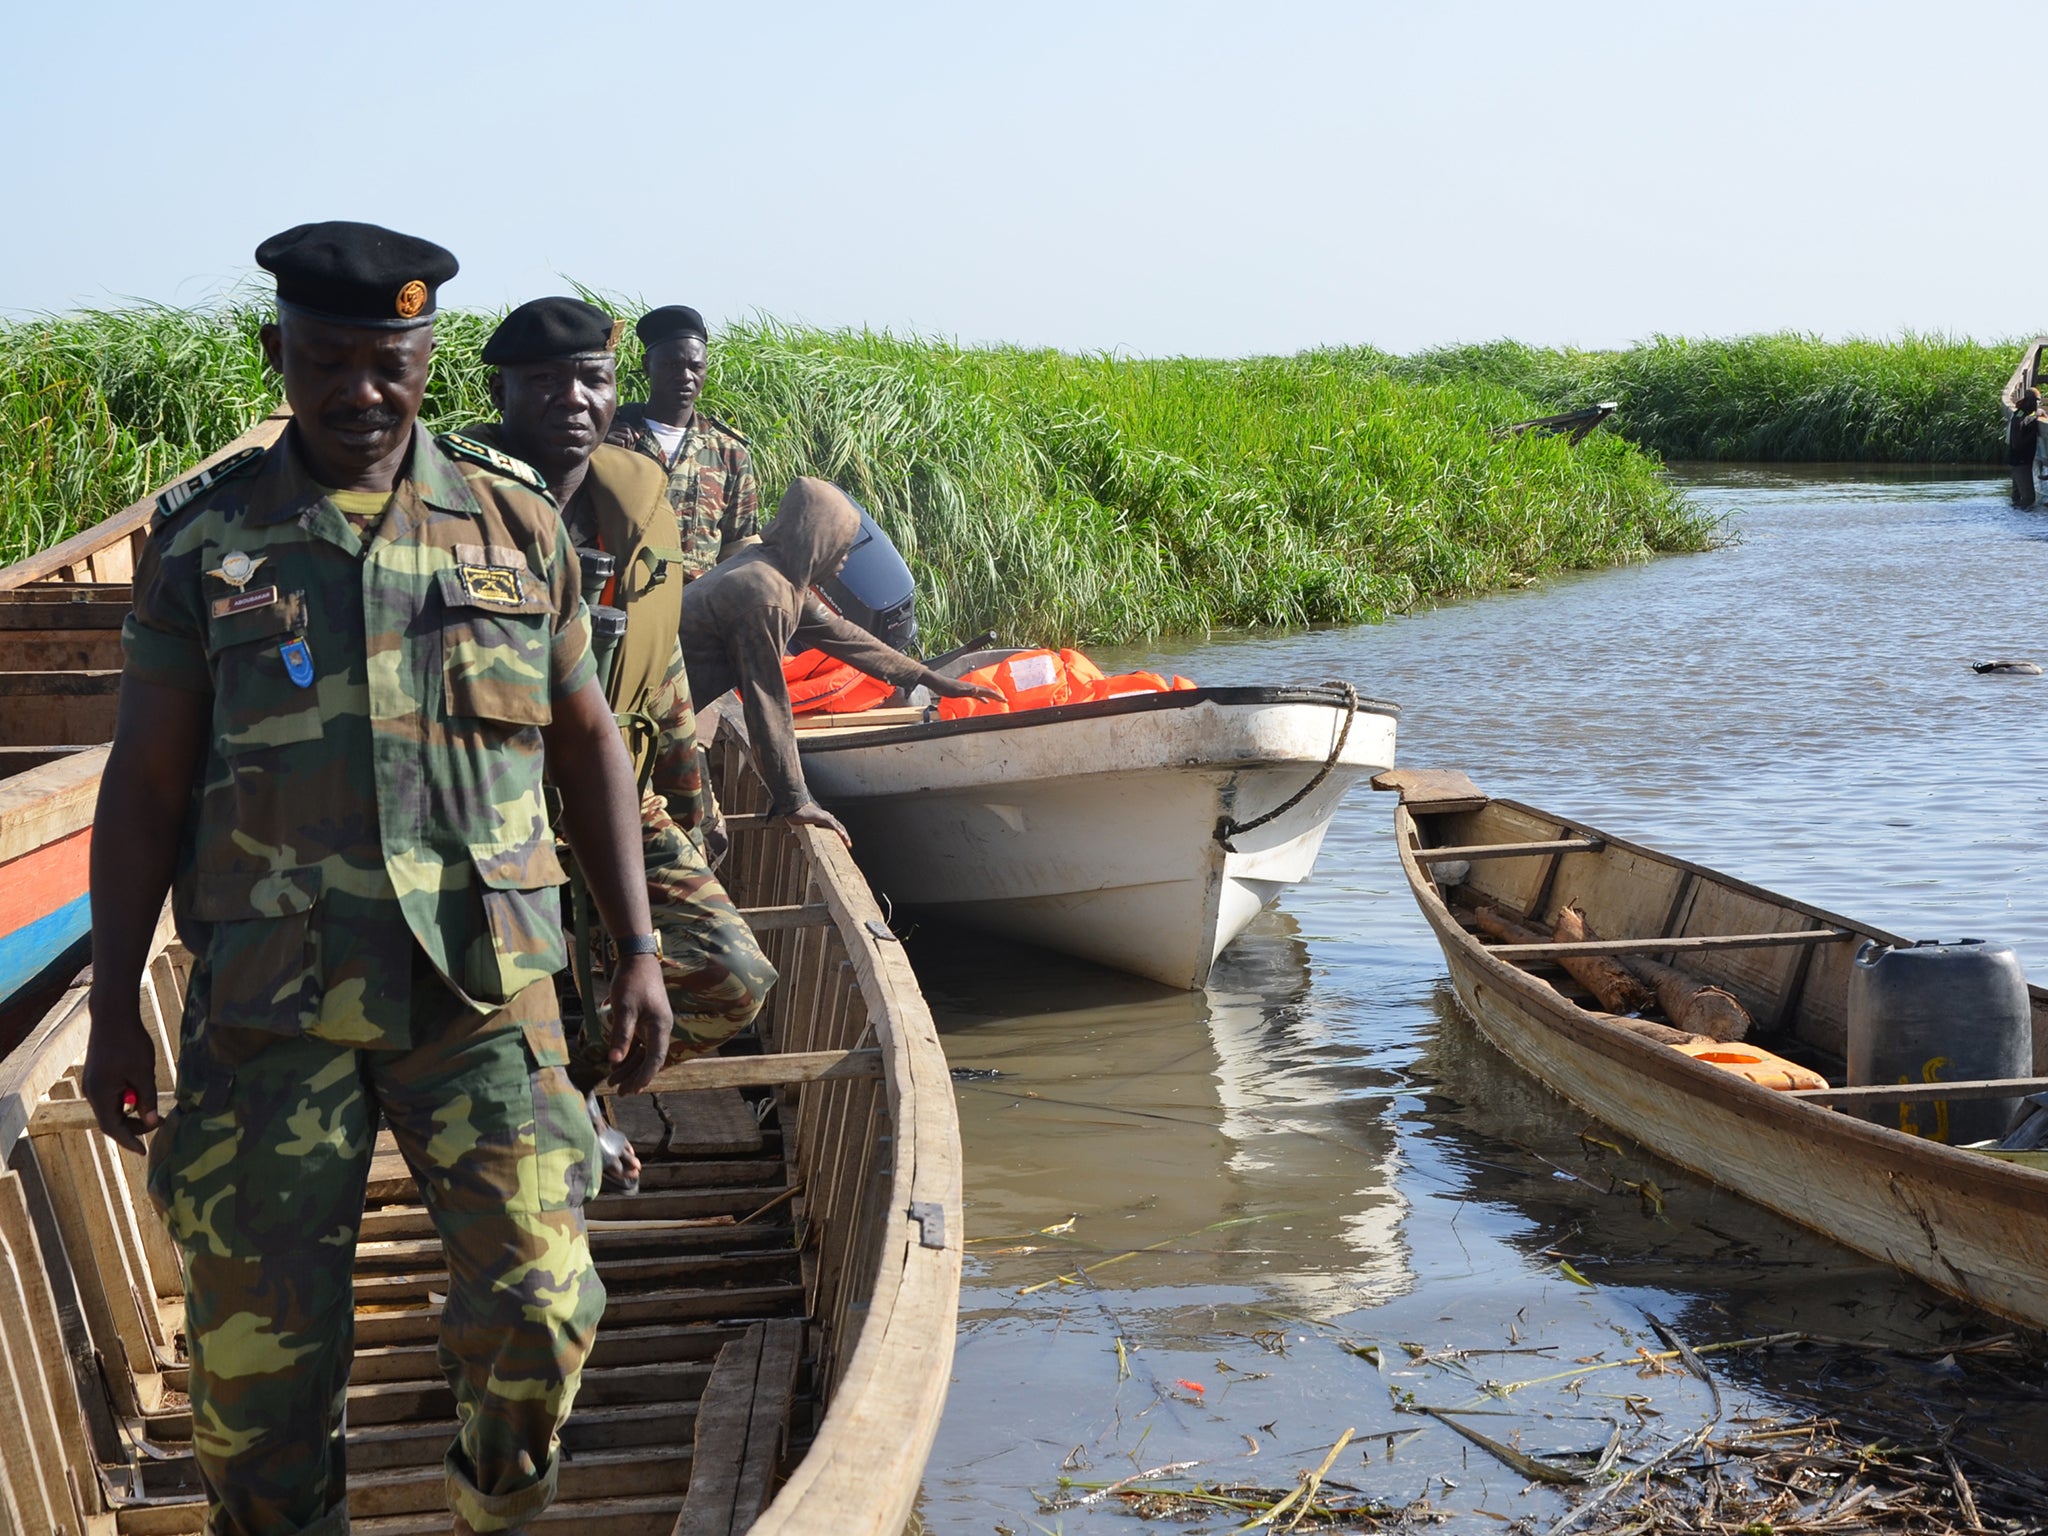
top-left (812, 498), bottom-right (918, 655)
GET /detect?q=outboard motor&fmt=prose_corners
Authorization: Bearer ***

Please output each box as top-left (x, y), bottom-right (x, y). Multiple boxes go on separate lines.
top-left (813, 497), bottom-right (918, 655)
top-left (1847, 938), bottom-right (2033, 1144)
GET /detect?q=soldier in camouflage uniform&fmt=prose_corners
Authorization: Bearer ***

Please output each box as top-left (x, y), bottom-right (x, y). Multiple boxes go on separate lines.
top-left (606, 305), bottom-right (758, 582)
top-left (466, 298), bottom-right (775, 1095)
top-left (81, 224), bottom-right (672, 1536)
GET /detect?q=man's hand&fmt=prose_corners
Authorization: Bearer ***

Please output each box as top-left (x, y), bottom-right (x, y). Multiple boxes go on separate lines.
top-left (603, 952), bottom-right (673, 1095)
top-left (924, 671), bottom-right (1004, 705)
top-left (81, 1002), bottom-right (162, 1156)
top-left (784, 801), bottom-right (853, 848)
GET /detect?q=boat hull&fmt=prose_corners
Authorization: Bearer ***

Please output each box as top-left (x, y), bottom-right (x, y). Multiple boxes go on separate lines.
top-left (0, 749), bottom-right (105, 1041)
top-left (802, 687), bottom-right (1397, 989)
top-left (1395, 797), bottom-right (2048, 1332)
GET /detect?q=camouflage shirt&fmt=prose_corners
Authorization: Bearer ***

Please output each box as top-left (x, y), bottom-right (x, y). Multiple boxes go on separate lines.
top-left (122, 423), bottom-right (595, 1049)
top-left (609, 404), bottom-right (758, 581)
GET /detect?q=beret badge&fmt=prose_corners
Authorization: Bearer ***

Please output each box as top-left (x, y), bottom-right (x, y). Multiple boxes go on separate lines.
top-left (394, 280), bottom-right (429, 320)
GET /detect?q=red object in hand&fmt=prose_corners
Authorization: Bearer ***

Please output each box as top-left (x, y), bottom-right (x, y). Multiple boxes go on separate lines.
top-left (122, 1090), bottom-right (138, 1112)
top-left (1175, 1379), bottom-right (1205, 1395)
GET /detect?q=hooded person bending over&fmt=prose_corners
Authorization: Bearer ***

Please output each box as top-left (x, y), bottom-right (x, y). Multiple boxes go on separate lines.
top-left (680, 478), bottom-right (999, 844)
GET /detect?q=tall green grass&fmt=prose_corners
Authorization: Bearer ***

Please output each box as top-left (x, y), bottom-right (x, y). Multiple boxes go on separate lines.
top-left (0, 301), bottom-right (1712, 646)
top-left (702, 327), bottom-right (1707, 643)
top-left (1383, 333), bottom-right (2019, 463)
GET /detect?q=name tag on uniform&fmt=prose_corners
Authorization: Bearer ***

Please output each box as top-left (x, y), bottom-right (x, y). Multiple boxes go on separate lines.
top-left (457, 563), bottom-right (525, 605)
top-left (210, 585), bottom-right (280, 618)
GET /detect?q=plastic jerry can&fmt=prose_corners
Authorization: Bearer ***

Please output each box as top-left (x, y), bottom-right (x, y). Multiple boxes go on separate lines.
top-left (1847, 939), bottom-right (2033, 1143)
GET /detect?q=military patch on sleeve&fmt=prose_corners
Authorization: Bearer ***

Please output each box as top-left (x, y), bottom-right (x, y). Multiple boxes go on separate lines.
top-left (437, 432), bottom-right (549, 493)
top-left (457, 562), bottom-right (526, 605)
top-left (155, 446), bottom-right (267, 522)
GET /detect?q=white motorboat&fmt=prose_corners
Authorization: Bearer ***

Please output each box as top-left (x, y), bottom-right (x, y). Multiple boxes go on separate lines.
top-left (796, 684), bottom-right (1397, 989)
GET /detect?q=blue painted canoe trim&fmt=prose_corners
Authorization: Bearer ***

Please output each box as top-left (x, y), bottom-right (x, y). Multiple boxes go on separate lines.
top-left (0, 894), bottom-right (93, 1009)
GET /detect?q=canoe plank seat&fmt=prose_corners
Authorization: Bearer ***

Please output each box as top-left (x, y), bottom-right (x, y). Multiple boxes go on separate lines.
top-left (792, 706), bottom-right (927, 733)
top-left (1371, 767), bottom-right (1488, 815)
top-left (26, 1050), bottom-right (885, 1137)
top-left (1485, 928), bottom-right (1850, 960)
top-left (740, 903), bottom-right (834, 933)
top-left (1791, 1076), bottom-right (2048, 1106)
top-left (1416, 837), bottom-right (1601, 863)
top-left (674, 1319), bottom-right (805, 1536)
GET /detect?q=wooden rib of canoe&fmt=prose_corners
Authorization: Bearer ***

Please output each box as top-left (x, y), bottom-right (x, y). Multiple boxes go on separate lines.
top-left (0, 415), bottom-right (962, 1535)
top-left (1380, 768), bottom-right (2048, 1332)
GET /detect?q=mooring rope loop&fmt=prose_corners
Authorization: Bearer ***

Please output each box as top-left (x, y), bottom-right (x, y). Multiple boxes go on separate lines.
top-left (1214, 680), bottom-right (1359, 848)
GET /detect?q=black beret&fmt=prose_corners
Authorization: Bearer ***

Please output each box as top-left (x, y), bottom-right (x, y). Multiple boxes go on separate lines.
top-left (255, 221), bottom-right (458, 329)
top-left (636, 305), bottom-right (708, 347)
top-left (482, 297), bottom-right (618, 365)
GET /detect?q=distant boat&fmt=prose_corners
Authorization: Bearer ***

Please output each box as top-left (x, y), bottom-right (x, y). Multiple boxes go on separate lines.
top-left (1385, 768), bottom-right (2048, 1331)
top-left (1491, 401), bottom-right (1619, 445)
top-left (2000, 336), bottom-right (2048, 508)
top-left (796, 681), bottom-right (1398, 990)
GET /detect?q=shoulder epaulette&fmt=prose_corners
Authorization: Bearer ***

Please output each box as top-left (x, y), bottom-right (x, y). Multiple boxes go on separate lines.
top-left (700, 411), bottom-right (749, 447)
top-left (154, 445), bottom-right (266, 522)
top-left (438, 431), bottom-right (549, 493)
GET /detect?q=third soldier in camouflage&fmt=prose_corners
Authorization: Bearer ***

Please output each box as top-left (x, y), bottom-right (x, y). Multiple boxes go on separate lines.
top-left (607, 304), bottom-right (758, 581)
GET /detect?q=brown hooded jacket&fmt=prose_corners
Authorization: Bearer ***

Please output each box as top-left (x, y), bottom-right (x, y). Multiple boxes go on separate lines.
top-left (679, 477), bottom-right (928, 812)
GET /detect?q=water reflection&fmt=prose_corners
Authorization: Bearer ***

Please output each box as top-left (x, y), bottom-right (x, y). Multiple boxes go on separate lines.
top-left (915, 467), bottom-right (2048, 1533)
top-left (917, 910), bottom-right (1412, 1315)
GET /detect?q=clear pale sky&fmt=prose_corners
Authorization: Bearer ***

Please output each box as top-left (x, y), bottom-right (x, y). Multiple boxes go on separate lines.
top-left (2, 2), bottom-right (2033, 356)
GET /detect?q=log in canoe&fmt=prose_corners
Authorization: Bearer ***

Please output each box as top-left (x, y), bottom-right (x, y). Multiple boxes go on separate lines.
top-left (1380, 768), bottom-right (2048, 1332)
top-left (0, 418), bottom-right (963, 1534)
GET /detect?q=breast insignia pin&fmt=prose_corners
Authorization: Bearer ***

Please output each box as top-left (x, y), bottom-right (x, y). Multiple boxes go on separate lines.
top-left (279, 638), bottom-right (315, 689)
top-left (207, 551), bottom-right (267, 591)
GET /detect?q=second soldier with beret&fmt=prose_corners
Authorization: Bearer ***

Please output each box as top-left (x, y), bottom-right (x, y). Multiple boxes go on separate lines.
top-left (81, 222), bottom-right (672, 1536)
top-left (462, 297), bottom-right (778, 1181)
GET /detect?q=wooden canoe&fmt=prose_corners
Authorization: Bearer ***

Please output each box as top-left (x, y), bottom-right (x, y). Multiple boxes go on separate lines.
top-left (0, 409), bottom-right (293, 1045)
top-left (1381, 768), bottom-right (2048, 1332)
top-left (0, 416), bottom-right (962, 1534)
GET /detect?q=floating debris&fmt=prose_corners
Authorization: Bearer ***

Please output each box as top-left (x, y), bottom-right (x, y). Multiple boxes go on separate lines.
top-left (1972, 658), bottom-right (2043, 675)
top-left (1041, 1431), bottom-right (1383, 1529)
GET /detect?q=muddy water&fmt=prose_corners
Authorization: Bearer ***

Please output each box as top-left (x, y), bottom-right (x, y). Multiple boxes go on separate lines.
top-left (907, 468), bottom-right (2048, 1532)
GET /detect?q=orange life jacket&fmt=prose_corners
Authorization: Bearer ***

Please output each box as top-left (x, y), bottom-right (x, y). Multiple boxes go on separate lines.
top-left (781, 649), bottom-right (896, 715)
top-left (936, 648), bottom-right (1197, 721)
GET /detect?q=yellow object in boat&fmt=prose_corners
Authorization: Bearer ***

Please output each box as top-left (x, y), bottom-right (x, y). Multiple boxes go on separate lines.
top-left (1671, 1039), bottom-right (1828, 1092)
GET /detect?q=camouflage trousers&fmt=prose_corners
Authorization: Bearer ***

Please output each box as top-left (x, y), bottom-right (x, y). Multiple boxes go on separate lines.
top-left (571, 791), bottom-right (776, 1077)
top-left (147, 978), bottom-right (604, 1536)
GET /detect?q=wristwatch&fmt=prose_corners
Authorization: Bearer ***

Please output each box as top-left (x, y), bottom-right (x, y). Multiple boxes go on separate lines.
top-left (617, 932), bottom-right (663, 958)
